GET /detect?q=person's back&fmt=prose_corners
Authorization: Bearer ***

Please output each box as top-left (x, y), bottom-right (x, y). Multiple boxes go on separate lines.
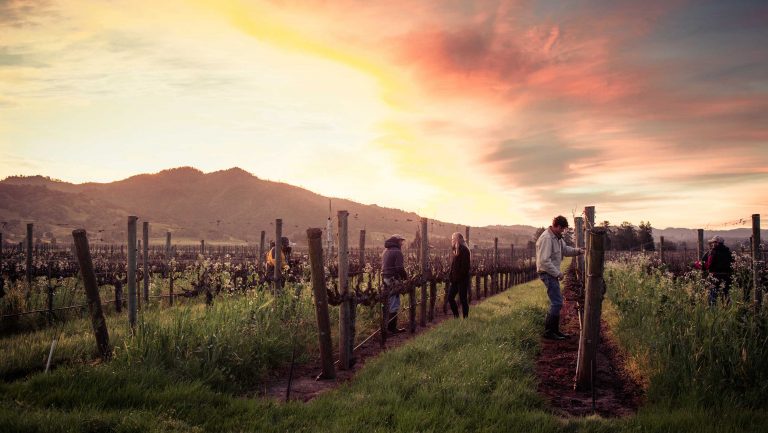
top-left (382, 237), bottom-right (407, 279)
top-left (708, 243), bottom-right (733, 276)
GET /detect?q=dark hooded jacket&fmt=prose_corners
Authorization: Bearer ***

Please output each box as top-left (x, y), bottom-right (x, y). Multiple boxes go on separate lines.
top-left (382, 236), bottom-right (407, 279)
top-left (704, 243), bottom-right (733, 276)
top-left (449, 244), bottom-right (471, 283)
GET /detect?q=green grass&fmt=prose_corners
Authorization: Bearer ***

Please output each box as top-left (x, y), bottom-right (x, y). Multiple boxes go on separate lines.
top-left (605, 258), bottom-right (768, 409)
top-left (2, 259), bottom-right (768, 432)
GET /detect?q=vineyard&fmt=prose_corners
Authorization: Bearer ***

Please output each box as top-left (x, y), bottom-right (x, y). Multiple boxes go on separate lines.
top-left (1, 211), bottom-right (766, 433)
top-left (0, 215), bottom-right (539, 389)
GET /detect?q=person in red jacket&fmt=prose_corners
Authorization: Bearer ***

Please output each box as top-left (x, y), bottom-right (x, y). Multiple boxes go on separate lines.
top-left (448, 232), bottom-right (471, 318)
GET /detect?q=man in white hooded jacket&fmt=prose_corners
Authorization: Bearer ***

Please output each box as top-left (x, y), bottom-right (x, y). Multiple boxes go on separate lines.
top-left (536, 215), bottom-right (584, 340)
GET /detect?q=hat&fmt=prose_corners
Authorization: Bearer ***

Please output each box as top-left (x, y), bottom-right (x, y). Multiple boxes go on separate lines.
top-left (708, 235), bottom-right (724, 244)
top-left (391, 234), bottom-right (405, 240)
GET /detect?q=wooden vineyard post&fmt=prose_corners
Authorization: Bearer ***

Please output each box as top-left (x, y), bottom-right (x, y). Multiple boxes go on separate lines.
top-left (114, 280), bottom-right (123, 313)
top-left (575, 217), bottom-right (585, 291)
top-left (143, 221), bottom-right (149, 303)
top-left (493, 238), bottom-right (499, 294)
top-left (0, 232), bottom-right (3, 297)
top-left (167, 231), bottom-right (174, 307)
top-left (307, 228), bottom-right (335, 379)
top-left (510, 244), bottom-right (514, 286)
top-left (475, 274), bottom-right (481, 301)
top-left (429, 279), bottom-right (437, 322)
top-left (575, 228), bottom-right (606, 392)
top-left (72, 229), bottom-right (111, 360)
top-left (697, 229), bottom-right (704, 262)
top-left (259, 230), bottom-right (266, 269)
top-left (200, 239), bottom-right (205, 256)
top-left (584, 206), bottom-right (595, 271)
top-left (127, 216), bottom-right (138, 330)
top-left (359, 230), bottom-right (366, 290)
top-left (420, 218), bottom-right (429, 328)
top-left (274, 219), bottom-right (283, 292)
top-left (660, 236), bottom-right (665, 265)
top-left (26, 223), bottom-right (33, 287)
top-left (753, 214), bottom-right (762, 312)
top-left (337, 211), bottom-right (353, 369)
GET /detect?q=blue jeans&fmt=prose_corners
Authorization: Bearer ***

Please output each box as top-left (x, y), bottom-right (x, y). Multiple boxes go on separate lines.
top-left (540, 273), bottom-right (563, 316)
top-left (708, 274), bottom-right (731, 306)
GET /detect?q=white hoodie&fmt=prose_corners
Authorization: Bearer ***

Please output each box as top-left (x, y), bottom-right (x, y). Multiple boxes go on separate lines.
top-left (536, 227), bottom-right (580, 278)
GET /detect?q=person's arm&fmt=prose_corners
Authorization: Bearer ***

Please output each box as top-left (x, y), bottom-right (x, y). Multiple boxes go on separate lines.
top-left (562, 240), bottom-right (581, 257)
top-left (459, 247), bottom-right (471, 279)
top-left (537, 236), bottom-right (560, 277)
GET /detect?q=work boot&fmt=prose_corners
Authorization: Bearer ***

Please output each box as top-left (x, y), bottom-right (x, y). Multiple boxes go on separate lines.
top-left (543, 313), bottom-right (566, 340)
top-left (388, 312), bottom-right (405, 334)
top-left (552, 314), bottom-right (570, 339)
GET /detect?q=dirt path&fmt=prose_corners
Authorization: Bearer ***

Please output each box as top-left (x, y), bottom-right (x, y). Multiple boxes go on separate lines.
top-left (261, 288), bottom-right (483, 402)
top-left (535, 265), bottom-right (644, 417)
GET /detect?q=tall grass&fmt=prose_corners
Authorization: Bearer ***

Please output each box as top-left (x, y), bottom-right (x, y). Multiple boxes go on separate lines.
top-left (1, 284), bottom-right (319, 392)
top-left (605, 257), bottom-right (768, 408)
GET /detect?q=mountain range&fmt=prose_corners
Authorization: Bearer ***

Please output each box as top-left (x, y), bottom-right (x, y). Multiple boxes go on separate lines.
top-left (0, 167), bottom-right (537, 248)
top-left (1, 167), bottom-right (762, 249)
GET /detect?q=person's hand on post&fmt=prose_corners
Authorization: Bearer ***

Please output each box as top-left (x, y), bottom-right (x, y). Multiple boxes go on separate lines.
top-left (557, 272), bottom-right (565, 281)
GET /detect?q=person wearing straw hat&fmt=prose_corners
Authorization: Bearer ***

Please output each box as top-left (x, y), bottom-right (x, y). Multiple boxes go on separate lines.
top-left (536, 215), bottom-right (584, 340)
top-left (701, 235), bottom-right (733, 305)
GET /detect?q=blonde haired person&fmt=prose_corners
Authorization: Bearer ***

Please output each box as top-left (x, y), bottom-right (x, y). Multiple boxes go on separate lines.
top-left (448, 232), bottom-right (471, 318)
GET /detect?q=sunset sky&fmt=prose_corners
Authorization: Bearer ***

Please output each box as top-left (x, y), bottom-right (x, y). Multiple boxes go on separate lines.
top-left (1, 0), bottom-right (766, 229)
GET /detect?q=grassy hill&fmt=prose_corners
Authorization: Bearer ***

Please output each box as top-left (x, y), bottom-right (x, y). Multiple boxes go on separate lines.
top-left (1, 167), bottom-right (536, 248)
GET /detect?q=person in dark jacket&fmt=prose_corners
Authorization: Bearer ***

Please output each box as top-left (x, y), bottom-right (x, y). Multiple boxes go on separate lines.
top-left (701, 235), bottom-right (733, 305)
top-left (382, 234), bottom-right (407, 333)
top-left (448, 232), bottom-right (471, 318)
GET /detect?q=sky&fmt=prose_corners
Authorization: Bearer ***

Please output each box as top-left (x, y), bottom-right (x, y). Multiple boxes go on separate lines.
top-left (1, 0), bottom-right (766, 229)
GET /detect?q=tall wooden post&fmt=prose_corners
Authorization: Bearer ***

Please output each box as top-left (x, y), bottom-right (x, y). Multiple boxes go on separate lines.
top-left (200, 239), bottom-right (205, 256)
top-left (0, 232), bottom-right (4, 297)
top-left (258, 230), bottom-right (266, 268)
top-left (26, 223), bottom-right (33, 286)
top-left (697, 229), bottom-right (704, 261)
top-left (142, 222), bottom-right (149, 303)
top-left (307, 228), bottom-right (335, 379)
top-left (72, 229), bottom-right (111, 359)
top-left (575, 228), bottom-right (606, 391)
top-left (420, 218), bottom-right (429, 327)
top-left (166, 231), bottom-right (173, 306)
top-left (660, 236), bottom-right (665, 264)
top-left (583, 207), bottom-right (595, 279)
top-left (575, 217), bottom-right (585, 285)
top-left (753, 214), bottom-right (762, 312)
top-left (127, 216), bottom-right (138, 328)
top-left (510, 243), bottom-right (515, 286)
top-left (465, 226), bottom-right (470, 247)
top-left (274, 219), bottom-right (283, 292)
top-left (493, 237), bottom-right (499, 294)
top-left (337, 211), bottom-right (353, 369)
top-left (359, 229), bottom-right (366, 289)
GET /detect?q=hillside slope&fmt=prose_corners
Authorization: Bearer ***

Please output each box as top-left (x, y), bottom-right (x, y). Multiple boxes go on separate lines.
top-left (1, 167), bottom-right (536, 247)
